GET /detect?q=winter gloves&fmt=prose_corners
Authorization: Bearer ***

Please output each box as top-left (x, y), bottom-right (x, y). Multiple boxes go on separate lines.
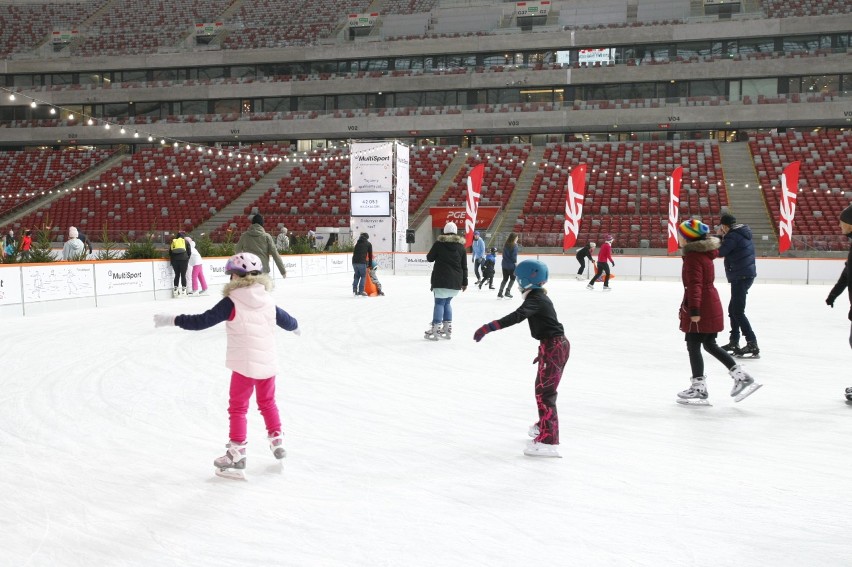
top-left (826, 295), bottom-right (836, 308)
top-left (473, 321), bottom-right (501, 342)
top-left (153, 313), bottom-right (176, 327)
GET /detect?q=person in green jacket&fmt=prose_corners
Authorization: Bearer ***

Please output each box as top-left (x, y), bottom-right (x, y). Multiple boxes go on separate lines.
top-left (235, 214), bottom-right (287, 278)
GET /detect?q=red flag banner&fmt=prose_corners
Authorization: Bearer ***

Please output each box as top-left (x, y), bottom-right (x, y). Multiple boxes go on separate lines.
top-left (667, 167), bottom-right (683, 253)
top-left (464, 164), bottom-right (484, 248)
top-left (778, 160), bottom-right (801, 253)
top-left (563, 164), bottom-right (587, 250)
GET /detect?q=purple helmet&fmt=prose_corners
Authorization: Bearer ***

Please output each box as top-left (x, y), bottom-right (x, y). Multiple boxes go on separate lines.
top-left (225, 252), bottom-right (262, 276)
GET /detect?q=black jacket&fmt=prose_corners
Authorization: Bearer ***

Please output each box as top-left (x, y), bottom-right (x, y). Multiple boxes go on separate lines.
top-left (496, 288), bottom-right (565, 341)
top-left (827, 233), bottom-right (852, 321)
top-left (427, 234), bottom-right (468, 290)
top-left (352, 235), bottom-right (373, 265)
top-left (718, 224), bottom-right (756, 281)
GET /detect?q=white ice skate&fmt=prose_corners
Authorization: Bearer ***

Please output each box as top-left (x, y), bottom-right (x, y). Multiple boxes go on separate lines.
top-left (172, 287), bottom-right (180, 298)
top-left (729, 365), bottom-right (762, 402)
top-left (268, 431), bottom-right (286, 460)
top-left (437, 321), bottom-right (452, 340)
top-left (602, 286), bottom-right (612, 292)
top-left (846, 387), bottom-right (852, 405)
top-left (424, 323), bottom-right (440, 341)
top-left (677, 376), bottom-right (711, 406)
top-left (214, 441), bottom-right (247, 480)
top-left (524, 442), bottom-right (562, 458)
top-left (528, 423), bottom-right (540, 438)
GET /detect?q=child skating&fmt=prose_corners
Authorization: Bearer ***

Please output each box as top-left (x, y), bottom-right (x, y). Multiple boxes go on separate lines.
top-left (368, 260), bottom-right (385, 296)
top-left (153, 252), bottom-right (300, 479)
top-left (675, 219), bottom-right (761, 406)
top-left (473, 259), bottom-right (570, 458)
top-left (478, 247), bottom-right (497, 289)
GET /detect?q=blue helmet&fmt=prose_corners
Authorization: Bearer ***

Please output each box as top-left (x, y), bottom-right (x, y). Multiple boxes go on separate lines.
top-left (515, 259), bottom-right (549, 290)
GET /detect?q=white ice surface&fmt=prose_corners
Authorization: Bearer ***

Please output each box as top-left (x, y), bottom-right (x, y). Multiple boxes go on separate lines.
top-left (3, 273), bottom-right (851, 567)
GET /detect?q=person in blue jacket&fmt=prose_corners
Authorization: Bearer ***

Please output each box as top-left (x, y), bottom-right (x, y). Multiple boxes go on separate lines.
top-left (717, 213), bottom-right (759, 358)
top-left (471, 230), bottom-right (486, 285)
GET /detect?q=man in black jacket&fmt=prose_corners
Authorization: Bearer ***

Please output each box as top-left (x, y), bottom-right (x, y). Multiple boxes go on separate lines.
top-left (717, 213), bottom-right (759, 358)
top-left (351, 232), bottom-right (373, 297)
top-left (826, 205), bottom-right (852, 400)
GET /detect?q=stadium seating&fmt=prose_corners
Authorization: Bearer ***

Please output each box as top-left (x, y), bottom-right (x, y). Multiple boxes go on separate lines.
top-left (10, 144), bottom-right (288, 240)
top-left (439, 145), bottom-right (531, 209)
top-left (750, 131), bottom-right (852, 251)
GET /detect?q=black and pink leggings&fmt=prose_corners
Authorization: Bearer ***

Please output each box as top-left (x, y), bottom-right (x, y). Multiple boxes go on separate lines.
top-left (533, 335), bottom-right (570, 445)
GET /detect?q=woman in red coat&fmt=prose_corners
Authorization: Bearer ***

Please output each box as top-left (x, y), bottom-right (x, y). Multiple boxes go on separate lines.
top-left (676, 219), bottom-right (761, 404)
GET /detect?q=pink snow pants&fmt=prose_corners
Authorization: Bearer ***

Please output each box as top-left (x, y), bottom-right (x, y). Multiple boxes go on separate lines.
top-left (533, 335), bottom-right (570, 446)
top-left (191, 265), bottom-right (207, 292)
top-left (227, 371), bottom-right (282, 443)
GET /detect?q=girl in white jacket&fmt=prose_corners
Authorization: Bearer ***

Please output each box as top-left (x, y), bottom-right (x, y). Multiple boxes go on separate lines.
top-left (184, 236), bottom-right (208, 295)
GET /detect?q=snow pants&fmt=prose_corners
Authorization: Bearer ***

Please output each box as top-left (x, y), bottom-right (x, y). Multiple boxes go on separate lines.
top-left (227, 371), bottom-right (282, 443)
top-left (533, 335), bottom-right (570, 445)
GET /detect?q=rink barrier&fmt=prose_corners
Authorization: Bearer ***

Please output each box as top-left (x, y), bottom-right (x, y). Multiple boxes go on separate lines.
top-left (0, 253), bottom-right (844, 317)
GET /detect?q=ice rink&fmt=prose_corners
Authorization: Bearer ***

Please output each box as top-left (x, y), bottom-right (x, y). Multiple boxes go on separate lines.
top-left (3, 271), bottom-right (851, 567)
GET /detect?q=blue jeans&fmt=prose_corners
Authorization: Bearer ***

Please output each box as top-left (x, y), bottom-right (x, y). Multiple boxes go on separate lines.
top-left (432, 297), bottom-right (453, 325)
top-left (352, 263), bottom-right (367, 293)
top-left (728, 278), bottom-right (756, 343)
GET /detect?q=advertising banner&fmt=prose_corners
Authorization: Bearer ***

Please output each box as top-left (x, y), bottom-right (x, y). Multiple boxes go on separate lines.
top-left (430, 207), bottom-right (500, 229)
top-left (395, 142), bottom-right (410, 253)
top-left (94, 262), bottom-right (154, 295)
top-left (667, 167), bottom-right (683, 254)
top-left (778, 161), bottom-right (801, 254)
top-left (563, 164), bottom-right (587, 250)
top-left (22, 264), bottom-right (94, 303)
top-left (0, 266), bottom-right (23, 305)
top-left (464, 164), bottom-right (484, 247)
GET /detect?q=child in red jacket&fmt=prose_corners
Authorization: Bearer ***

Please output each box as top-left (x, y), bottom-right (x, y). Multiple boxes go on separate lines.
top-left (586, 234), bottom-right (615, 291)
top-left (676, 219), bottom-right (761, 405)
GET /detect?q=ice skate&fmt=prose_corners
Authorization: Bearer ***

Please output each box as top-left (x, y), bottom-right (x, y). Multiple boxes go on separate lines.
top-left (677, 376), bottom-right (711, 406)
top-left (424, 323), bottom-right (440, 341)
top-left (437, 321), bottom-right (452, 340)
top-left (729, 365), bottom-right (762, 402)
top-left (734, 342), bottom-right (760, 359)
top-left (504, 292), bottom-right (513, 299)
top-left (602, 286), bottom-right (612, 292)
top-left (586, 283), bottom-right (594, 290)
top-left (720, 339), bottom-right (739, 353)
top-left (172, 287), bottom-right (181, 298)
top-left (214, 441), bottom-right (247, 480)
top-left (524, 442), bottom-right (561, 458)
top-left (179, 287), bottom-right (187, 297)
top-left (268, 431), bottom-right (286, 460)
top-left (845, 387), bottom-right (852, 405)
top-left (528, 423), bottom-right (540, 438)
top-left (575, 274), bottom-right (585, 280)
top-left (198, 289), bottom-right (208, 296)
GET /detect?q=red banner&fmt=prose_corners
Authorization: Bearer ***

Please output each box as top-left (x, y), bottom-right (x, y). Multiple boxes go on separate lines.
top-left (778, 161), bottom-right (801, 253)
top-left (465, 164), bottom-right (484, 247)
top-left (563, 164), bottom-right (587, 250)
top-left (430, 207), bottom-right (500, 229)
top-left (667, 167), bottom-right (683, 253)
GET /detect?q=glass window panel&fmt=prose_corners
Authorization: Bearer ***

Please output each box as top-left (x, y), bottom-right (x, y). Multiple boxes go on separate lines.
top-left (802, 75), bottom-right (839, 93)
top-left (690, 80), bottom-right (725, 97)
top-left (152, 68), bottom-right (179, 81)
top-left (103, 103), bottom-right (129, 118)
top-left (297, 96), bottom-right (324, 111)
top-left (230, 66), bottom-right (254, 78)
top-left (677, 42), bottom-right (712, 58)
top-left (787, 77), bottom-right (801, 93)
top-left (488, 89), bottom-right (520, 104)
top-left (741, 78), bottom-right (776, 97)
top-left (842, 74), bottom-right (852, 96)
top-left (337, 94), bottom-right (366, 109)
top-left (13, 75), bottom-right (36, 87)
top-left (180, 100), bottom-right (208, 114)
top-left (214, 99), bottom-right (240, 114)
top-left (367, 59), bottom-right (388, 71)
top-left (197, 67), bottom-right (225, 80)
top-left (135, 101), bottom-right (163, 118)
top-left (262, 97), bottom-right (289, 112)
top-left (49, 73), bottom-right (73, 86)
top-left (395, 91), bottom-right (422, 107)
top-left (394, 57), bottom-right (412, 70)
top-left (520, 88), bottom-right (552, 103)
top-left (783, 35), bottom-right (820, 52)
top-left (482, 53), bottom-right (505, 67)
top-left (121, 70), bottom-right (147, 83)
top-left (424, 91), bottom-right (455, 106)
top-left (738, 37), bottom-right (774, 55)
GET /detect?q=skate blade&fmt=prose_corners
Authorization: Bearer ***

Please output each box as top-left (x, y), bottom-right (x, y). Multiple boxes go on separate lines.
top-left (733, 383), bottom-right (763, 403)
top-left (676, 398), bottom-right (712, 406)
top-left (734, 353), bottom-right (760, 359)
top-left (215, 467), bottom-right (247, 481)
top-left (523, 449), bottom-right (562, 458)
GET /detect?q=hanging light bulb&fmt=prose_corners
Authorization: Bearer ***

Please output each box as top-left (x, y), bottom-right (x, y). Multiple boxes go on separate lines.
top-left (9, 94), bottom-right (15, 101)
top-left (30, 101), bottom-right (37, 108)
top-left (87, 118), bottom-right (94, 126)
top-left (68, 114), bottom-right (75, 121)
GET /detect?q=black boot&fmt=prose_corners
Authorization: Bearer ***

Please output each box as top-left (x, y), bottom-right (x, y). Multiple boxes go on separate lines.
top-left (497, 283), bottom-right (504, 298)
top-left (720, 339), bottom-right (739, 353)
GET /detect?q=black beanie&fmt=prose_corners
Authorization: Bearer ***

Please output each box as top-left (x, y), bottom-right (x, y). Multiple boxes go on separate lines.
top-left (841, 204), bottom-right (852, 225)
top-left (252, 213), bottom-right (264, 226)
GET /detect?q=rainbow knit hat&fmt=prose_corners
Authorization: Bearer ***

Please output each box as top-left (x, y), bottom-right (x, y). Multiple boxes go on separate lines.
top-left (678, 219), bottom-right (709, 242)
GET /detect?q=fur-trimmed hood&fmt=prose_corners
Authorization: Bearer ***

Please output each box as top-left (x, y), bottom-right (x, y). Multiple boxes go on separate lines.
top-left (437, 234), bottom-right (465, 245)
top-left (222, 274), bottom-right (273, 299)
top-left (682, 236), bottom-right (721, 254)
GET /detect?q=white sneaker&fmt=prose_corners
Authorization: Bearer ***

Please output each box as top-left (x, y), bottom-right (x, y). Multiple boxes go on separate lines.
top-left (524, 442), bottom-right (562, 458)
top-left (268, 431), bottom-right (286, 459)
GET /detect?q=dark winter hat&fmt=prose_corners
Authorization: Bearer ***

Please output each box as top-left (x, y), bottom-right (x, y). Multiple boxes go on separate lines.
top-left (252, 213), bottom-right (264, 226)
top-left (720, 213), bottom-right (737, 226)
top-left (841, 204), bottom-right (852, 225)
top-left (678, 219), bottom-right (710, 242)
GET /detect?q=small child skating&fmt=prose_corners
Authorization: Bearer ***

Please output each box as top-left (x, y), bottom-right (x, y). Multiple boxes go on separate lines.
top-left (153, 252), bottom-right (300, 479)
top-left (675, 219), bottom-right (761, 406)
top-left (473, 259), bottom-right (570, 458)
top-left (477, 247), bottom-right (497, 289)
top-left (587, 235), bottom-right (615, 291)
top-left (368, 260), bottom-right (385, 296)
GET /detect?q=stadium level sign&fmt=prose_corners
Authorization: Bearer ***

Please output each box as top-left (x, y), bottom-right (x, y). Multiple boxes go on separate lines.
top-left (516, 1), bottom-right (550, 16)
top-left (348, 13), bottom-right (379, 27)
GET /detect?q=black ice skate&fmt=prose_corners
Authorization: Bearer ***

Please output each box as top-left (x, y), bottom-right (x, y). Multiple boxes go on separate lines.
top-left (720, 339), bottom-right (739, 353)
top-left (733, 342), bottom-right (760, 359)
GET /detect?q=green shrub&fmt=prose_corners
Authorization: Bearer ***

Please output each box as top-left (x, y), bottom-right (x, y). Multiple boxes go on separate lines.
top-left (123, 233), bottom-right (162, 259)
top-left (26, 228), bottom-right (57, 263)
top-left (96, 223), bottom-right (123, 261)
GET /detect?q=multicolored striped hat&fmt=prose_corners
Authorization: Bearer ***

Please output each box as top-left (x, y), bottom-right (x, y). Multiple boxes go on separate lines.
top-left (678, 219), bottom-right (709, 241)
